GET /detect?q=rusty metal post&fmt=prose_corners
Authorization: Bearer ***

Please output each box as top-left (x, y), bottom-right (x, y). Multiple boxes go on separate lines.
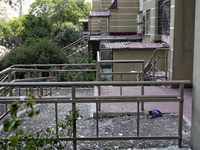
top-left (39, 72), bottom-right (43, 96)
top-left (178, 84), bottom-right (184, 148)
top-left (96, 52), bottom-right (101, 111)
top-left (72, 86), bottom-right (77, 150)
top-left (8, 70), bottom-right (12, 96)
top-left (153, 53), bottom-right (155, 81)
top-left (165, 49), bottom-right (168, 81)
top-left (141, 62), bottom-right (144, 111)
top-left (120, 74), bottom-right (122, 96)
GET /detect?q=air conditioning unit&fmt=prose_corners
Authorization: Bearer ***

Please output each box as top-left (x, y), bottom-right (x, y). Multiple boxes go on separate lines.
top-left (137, 25), bottom-right (144, 34)
top-left (137, 14), bottom-right (144, 23)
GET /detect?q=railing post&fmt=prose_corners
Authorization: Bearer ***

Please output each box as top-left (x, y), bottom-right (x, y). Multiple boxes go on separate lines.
top-left (72, 86), bottom-right (76, 150)
top-left (165, 49), bottom-right (168, 81)
top-left (96, 52), bottom-right (101, 111)
top-left (153, 53), bottom-right (155, 81)
top-left (8, 70), bottom-right (12, 96)
top-left (39, 72), bottom-right (43, 96)
top-left (178, 84), bottom-right (184, 148)
top-left (137, 102), bottom-right (139, 136)
top-left (120, 74), bottom-right (122, 96)
top-left (28, 72), bottom-right (31, 93)
top-left (141, 62), bottom-right (144, 111)
top-left (49, 71), bottom-right (52, 95)
top-left (55, 66), bottom-right (58, 82)
top-left (96, 101), bottom-right (99, 137)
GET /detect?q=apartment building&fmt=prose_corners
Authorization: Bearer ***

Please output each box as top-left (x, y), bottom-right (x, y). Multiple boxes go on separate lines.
top-left (140, 0), bottom-right (194, 85)
top-left (89, 0), bottom-right (194, 84)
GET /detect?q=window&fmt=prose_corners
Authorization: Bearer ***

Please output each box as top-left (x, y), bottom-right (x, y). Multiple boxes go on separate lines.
top-left (158, 0), bottom-right (171, 35)
top-left (146, 10), bottom-right (151, 34)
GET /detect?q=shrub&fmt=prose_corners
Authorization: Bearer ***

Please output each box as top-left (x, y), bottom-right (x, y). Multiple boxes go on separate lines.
top-left (56, 48), bottom-right (96, 82)
top-left (1, 38), bottom-right (67, 69)
top-left (53, 25), bottom-right (81, 47)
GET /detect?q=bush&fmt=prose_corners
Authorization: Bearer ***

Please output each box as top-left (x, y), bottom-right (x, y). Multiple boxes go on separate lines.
top-left (56, 48), bottom-right (96, 82)
top-left (54, 25), bottom-right (81, 47)
top-left (1, 38), bottom-right (67, 69)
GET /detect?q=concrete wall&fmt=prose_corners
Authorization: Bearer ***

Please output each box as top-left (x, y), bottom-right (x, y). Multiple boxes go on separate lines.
top-left (191, 0), bottom-right (200, 149)
top-left (113, 49), bottom-right (165, 81)
top-left (142, 0), bottom-right (161, 42)
top-left (109, 0), bottom-right (139, 33)
top-left (170, 0), bottom-right (195, 82)
top-left (89, 0), bottom-right (111, 33)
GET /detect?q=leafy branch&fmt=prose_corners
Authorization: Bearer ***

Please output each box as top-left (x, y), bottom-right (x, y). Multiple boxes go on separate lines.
top-left (0, 92), bottom-right (83, 149)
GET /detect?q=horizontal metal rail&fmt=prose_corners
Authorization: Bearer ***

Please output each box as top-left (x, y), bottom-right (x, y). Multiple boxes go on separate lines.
top-left (0, 80), bottom-right (189, 86)
top-left (98, 60), bottom-right (145, 63)
top-left (10, 68), bottom-right (96, 73)
top-left (0, 98), bottom-right (183, 104)
top-left (11, 63), bottom-right (96, 67)
top-left (60, 136), bottom-right (182, 141)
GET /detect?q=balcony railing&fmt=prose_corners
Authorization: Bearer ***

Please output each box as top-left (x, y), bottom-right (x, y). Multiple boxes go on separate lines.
top-left (0, 80), bottom-right (190, 149)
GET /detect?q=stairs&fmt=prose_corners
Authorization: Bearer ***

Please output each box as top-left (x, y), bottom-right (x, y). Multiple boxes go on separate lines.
top-left (60, 34), bottom-right (90, 57)
top-left (138, 48), bottom-right (169, 81)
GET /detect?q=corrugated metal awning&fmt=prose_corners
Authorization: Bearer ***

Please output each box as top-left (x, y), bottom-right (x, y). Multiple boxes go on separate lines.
top-left (89, 11), bottom-right (110, 17)
top-left (104, 42), bottom-right (169, 49)
top-left (79, 19), bottom-right (88, 23)
top-left (90, 35), bottom-right (142, 41)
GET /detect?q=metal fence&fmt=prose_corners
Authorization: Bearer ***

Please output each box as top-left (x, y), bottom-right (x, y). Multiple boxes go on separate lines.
top-left (0, 64), bottom-right (96, 120)
top-left (0, 80), bottom-right (190, 149)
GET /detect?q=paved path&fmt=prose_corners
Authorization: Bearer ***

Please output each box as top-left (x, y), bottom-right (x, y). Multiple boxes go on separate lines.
top-left (94, 86), bottom-right (192, 125)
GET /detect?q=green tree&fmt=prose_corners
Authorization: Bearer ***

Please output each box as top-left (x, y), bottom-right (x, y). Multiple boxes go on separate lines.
top-left (19, 14), bottom-right (52, 41)
top-left (1, 38), bottom-right (67, 69)
top-left (29, 0), bottom-right (91, 25)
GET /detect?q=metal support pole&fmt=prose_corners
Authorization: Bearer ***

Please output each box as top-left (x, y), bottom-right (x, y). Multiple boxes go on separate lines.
top-left (72, 86), bottom-right (76, 150)
top-left (141, 62), bottom-right (144, 111)
top-left (178, 84), bottom-right (184, 148)
top-left (28, 72), bottom-right (31, 93)
top-left (39, 72), bottom-right (43, 96)
top-left (120, 74), bottom-right (122, 96)
top-left (55, 66), bottom-right (57, 82)
top-left (153, 53), bottom-right (155, 81)
top-left (26, 87), bottom-right (27, 95)
top-left (165, 49), bottom-right (168, 81)
top-left (14, 72), bottom-right (16, 80)
top-left (55, 66), bottom-right (57, 89)
top-left (137, 102), bottom-right (139, 136)
top-left (96, 102), bottom-right (99, 137)
top-left (49, 72), bottom-right (52, 95)
top-left (96, 53), bottom-right (101, 111)
top-left (19, 87), bottom-right (21, 96)
top-left (8, 71), bottom-right (12, 96)
top-left (55, 102), bottom-right (58, 136)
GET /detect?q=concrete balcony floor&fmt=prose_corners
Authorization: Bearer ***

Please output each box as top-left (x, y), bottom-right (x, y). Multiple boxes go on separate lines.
top-left (94, 86), bottom-right (192, 125)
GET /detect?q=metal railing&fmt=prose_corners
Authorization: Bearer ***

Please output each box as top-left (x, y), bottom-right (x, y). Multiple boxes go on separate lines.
top-left (96, 51), bottom-right (145, 110)
top-left (0, 64), bottom-right (96, 120)
top-left (148, 48), bottom-right (168, 81)
top-left (138, 48), bottom-right (169, 81)
top-left (60, 34), bottom-right (90, 55)
top-left (0, 80), bottom-right (190, 149)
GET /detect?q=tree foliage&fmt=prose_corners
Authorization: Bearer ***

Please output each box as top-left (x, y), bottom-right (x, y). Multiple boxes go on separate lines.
top-left (29, 0), bottom-right (91, 25)
top-left (1, 38), bottom-right (67, 69)
top-left (54, 24), bottom-right (81, 47)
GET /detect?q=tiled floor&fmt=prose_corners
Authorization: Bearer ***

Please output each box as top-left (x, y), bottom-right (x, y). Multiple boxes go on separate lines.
top-left (94, 86), bottom-right (192, 124)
